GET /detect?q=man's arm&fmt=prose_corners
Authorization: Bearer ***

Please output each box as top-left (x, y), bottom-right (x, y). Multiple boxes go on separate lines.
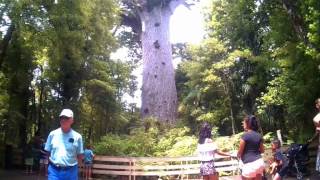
top-left (77, 154), bottom-right (84, 162)
top-left (77, 154), bottom-right (84, 168)
top-left (77, 135), bottom-right (84, 165)
top-left (44, 134), bottom-right (52, 158)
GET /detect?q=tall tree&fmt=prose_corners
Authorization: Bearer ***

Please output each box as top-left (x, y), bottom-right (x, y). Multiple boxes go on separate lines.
top-left (0, 0), bottom-right (123, 147)
top-left (121, 0), bottom-right (197, 123)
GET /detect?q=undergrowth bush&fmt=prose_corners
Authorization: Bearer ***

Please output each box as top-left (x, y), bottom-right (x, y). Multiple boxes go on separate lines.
top-left (94, 128), bottom-right (157, 156)
top-left (94, 124), bottom-right (274, 157)
top-left (94, 126), bottom-right (198, 157)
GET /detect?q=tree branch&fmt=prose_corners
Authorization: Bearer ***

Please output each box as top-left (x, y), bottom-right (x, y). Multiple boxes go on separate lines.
top-left (169, 0), bottom-right (185, 13)
top-left (169, 0), bottom-right (199, 13)
top-left (281, 0), bottom-right (307, 43)
top-left (120, 12), bottom-right (142, 35)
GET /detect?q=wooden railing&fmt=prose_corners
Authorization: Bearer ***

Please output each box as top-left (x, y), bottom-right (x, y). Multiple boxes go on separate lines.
top-left (3, 142), bottom-right (317, 179)
top-left (89, 143), bottom-right (319, 180)
top-left (90, 155), bottom-right (239, 180)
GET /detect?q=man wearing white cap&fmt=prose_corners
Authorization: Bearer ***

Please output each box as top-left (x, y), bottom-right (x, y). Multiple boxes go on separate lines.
top-left (45, 109), bottom-right (84, 180)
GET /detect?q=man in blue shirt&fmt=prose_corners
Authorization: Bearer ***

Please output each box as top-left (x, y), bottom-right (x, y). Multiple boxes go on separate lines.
top-left (45, 109), bottom-right (84, 180)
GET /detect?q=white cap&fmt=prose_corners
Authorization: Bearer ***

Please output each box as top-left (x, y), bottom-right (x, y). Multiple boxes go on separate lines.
top-left (59, 109), bottom-right (73, 118)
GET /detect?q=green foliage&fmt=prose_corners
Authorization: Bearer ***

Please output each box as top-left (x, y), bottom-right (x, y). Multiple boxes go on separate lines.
top-left (176, 0), bottom-right (320, 141)
top-left (214, 132), bottom-right (243, 152)
top-left (94, 124), bottom-right (247, 157)
top-left (177, 36), bottom-right (263, 135)
top-left (0, 0), bottom-right (138, 150)
top-left (94, 129), bottom-right (156, 156)
top-left (263, 132), bottom-right (274, 143)
top-left (154, 127), bottom-right (197, 157)
top-left (94, 126), bottom-right (198, 157)
top-left (0, 0), bottom-right (319, 162)
top-left (0, 72), bottom-right (9, 142)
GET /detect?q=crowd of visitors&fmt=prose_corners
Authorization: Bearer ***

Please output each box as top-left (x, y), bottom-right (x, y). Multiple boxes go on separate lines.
top-left (197, 97), bottom-right (320, 180)
top-left (16, 97), bottom-right (320, 180)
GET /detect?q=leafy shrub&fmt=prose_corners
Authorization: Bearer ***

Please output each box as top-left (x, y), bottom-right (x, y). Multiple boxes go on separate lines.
top-left (214, 132), bottom-right (243, 152)
top-left (154, 127), bottom-right (197, 157)
top-left (94, 125), bottom-right (272, 157)
top-left (94, 129), bottom-right (157, 156)
top-left (94, 126), bottom-right (198, 157)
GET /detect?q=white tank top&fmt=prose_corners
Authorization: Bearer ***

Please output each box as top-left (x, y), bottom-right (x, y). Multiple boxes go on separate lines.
top-left (197, 138), bottom-right (217, 161)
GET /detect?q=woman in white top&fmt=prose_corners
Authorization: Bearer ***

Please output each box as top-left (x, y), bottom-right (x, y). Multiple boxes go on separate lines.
top-left (312, 98), bottom-right (320, 172)
top-left (198, 122), bottom-right (231, 180)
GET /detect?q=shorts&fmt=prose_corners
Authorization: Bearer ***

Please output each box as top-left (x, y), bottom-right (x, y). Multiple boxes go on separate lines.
top-left (84, 162), bottom-right (93, 167)
top-left (25, 158), bottom-right (34, 166)
top-left (48, 164), bottom-right (78, 180)
top-left (241, 158), bottom-right (265, 178)
top-left (40, 158), bottom-right (49, 165)
top-left (200, 160), bottom-right (217, 176)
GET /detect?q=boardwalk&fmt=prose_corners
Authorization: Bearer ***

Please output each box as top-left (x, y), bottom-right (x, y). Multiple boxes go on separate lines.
top-left (0, 169), bottom-right (47, 180)
top-left (0, 169), bottom-right (319, 180)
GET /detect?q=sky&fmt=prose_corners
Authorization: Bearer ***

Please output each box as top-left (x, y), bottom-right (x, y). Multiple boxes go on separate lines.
top-left (170, 1), bottom-right (209, 44)
top-left (117, 0), bottom-right (210, 107)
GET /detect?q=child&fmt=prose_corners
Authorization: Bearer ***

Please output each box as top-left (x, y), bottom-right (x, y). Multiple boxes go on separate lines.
top-left (269, 139), bottom-right (289, 180)
top-left (197, 122), bottom-right (232, 180)
top-left (84, 145), bottom-right (95, 180)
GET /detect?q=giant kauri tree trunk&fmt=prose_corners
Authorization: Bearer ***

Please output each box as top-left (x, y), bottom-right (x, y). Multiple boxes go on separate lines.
top-left (123, 0), bottom-right (188, 124)
top-left (140, 5), bottom-right (177, 124)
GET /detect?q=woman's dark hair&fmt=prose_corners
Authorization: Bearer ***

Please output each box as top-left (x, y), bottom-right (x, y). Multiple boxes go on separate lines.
top-left (244, 115), bottom-right (259, 131)
top-left (198, 122), bottom-right (212, 144)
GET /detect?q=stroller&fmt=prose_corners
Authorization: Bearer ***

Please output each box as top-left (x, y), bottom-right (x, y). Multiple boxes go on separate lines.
top-left (284, 143), bottom-right (310, 180)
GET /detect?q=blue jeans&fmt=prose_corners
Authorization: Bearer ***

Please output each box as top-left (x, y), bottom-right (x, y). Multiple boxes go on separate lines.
top-left (48, 164), bottom-right (78, 180)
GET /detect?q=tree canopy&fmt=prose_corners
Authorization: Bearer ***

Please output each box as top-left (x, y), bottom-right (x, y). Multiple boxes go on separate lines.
top-left (176, 0), bottom-right (320, 140)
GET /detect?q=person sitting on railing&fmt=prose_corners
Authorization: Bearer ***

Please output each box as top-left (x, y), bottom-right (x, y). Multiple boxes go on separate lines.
top-left (197, 122), bottom-right (232, 180)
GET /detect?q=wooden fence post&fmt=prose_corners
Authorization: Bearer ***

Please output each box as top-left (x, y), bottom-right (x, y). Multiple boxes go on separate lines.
top-left (277, 129), bottom-right (284, 145)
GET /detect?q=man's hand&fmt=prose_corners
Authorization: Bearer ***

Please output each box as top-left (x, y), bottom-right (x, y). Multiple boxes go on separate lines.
top-left (77, 154), bottom-right (84, 167)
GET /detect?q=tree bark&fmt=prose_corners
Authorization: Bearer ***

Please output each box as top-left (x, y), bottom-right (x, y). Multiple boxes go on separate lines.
top-left (0, 24), bottom-right (15, 70)
top-left (37, 66), bottom-right (45, 133)
top-left (221, 72), bottom-right (236, 135)
top-left (139, 6), bottom-right (177, 124)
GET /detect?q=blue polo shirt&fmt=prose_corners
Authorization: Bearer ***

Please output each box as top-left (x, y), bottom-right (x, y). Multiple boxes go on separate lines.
top-left (45, 128), bottom-right (84, 166)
